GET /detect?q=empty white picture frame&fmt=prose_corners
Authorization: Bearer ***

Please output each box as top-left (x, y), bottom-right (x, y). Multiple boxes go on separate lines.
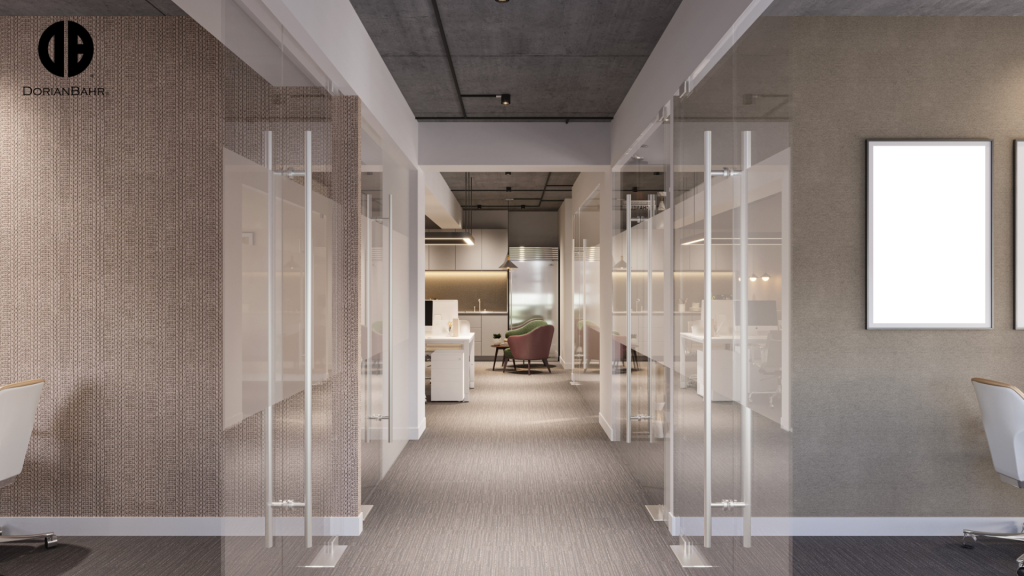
top-left (867, 140), bottom-right (992, 329)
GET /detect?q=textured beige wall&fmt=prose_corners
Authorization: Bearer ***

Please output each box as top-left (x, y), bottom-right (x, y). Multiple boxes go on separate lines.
top-left (0, 17), bottom-right (361, 519)
top-left (789, 17), bottom-right (1024, 516)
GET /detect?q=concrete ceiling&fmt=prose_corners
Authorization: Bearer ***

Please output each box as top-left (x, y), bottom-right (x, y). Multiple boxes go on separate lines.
top-left (764, 0), bottom-right (1024, 15)
top-left (0, 0), bottom-right (186, 16)
top-left (349, 0), bottom-right (683, 120)
top-left (443, 171), bottom-right (578, 211)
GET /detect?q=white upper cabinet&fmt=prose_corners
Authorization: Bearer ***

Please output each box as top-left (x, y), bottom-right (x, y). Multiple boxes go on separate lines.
top-left (428, 245), bottom-right (456, 270)
top-left (428, 229), bottom-right (507, 270)
top-left (455, 229), bottom-right (483, 270)
top-left (481, 229), bottom-right (509, 270)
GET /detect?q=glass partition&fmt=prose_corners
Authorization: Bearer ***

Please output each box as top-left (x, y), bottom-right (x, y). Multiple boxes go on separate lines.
top-left (220, 1), bottom-right (342, 571)
top-left (360, 123), bottom-right (387, 502)
top-left (572, 192), bottom-right (602, 415)
top-left (670, 16), bottom-right (792, 574)
top-left (611, 105), bottom-right (674, 520)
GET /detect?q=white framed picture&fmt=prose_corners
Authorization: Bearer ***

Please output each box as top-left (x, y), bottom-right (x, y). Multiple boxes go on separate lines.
top-left (867, 140), bottom-right (992, 329)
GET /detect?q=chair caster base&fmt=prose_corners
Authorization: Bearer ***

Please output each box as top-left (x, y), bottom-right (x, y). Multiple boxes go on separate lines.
top-left (0, 527), bottom-right (57, 548)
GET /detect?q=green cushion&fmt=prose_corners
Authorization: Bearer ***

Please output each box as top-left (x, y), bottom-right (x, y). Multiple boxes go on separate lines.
top-left (576, 320), bottom-right (598, 330)
top-left (505, 319), bottom-right (547, 340)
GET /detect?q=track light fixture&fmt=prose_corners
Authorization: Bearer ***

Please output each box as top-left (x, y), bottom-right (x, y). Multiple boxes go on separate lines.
top-left (459, 93), bottom-right (511, 106)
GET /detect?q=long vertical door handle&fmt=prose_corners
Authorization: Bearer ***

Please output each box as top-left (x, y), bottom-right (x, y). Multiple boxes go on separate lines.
top-left (703, 131), bottom-right (713, 547)
top-left (303, 130), bottom-right (313, 549)
top-left (648, 197), bottom-right (654, 443)
top-left (365, 194), bottom-right (372, 443)
top-left (388, 194), bottom-right (394, 444)
top-left (626, 193), bottom-right (632, 444)
top-left (265, 131), bottom-right (275, 548)
top-left (581, 239), bottom-right (586, 371)
top-left (740, 131), bottom-right (753, 548)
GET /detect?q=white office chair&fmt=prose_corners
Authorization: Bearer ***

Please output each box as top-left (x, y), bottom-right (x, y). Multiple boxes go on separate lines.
top-left (963, 378), bottom-right (1024, 575)
top-left (0, 378), bottom-right (57, 548)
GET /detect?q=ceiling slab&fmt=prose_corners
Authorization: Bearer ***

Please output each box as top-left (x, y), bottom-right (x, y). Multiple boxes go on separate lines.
top-left (453, 55), bottom-right (646, 118)
top-left (444, 171), bottom-right (579, 211)
top-left (349, 0), bottom-right (683, 119)
top-left (382, 56), bottom-right (462, 117)
top-left (347, 0), bottom-right (446, 55)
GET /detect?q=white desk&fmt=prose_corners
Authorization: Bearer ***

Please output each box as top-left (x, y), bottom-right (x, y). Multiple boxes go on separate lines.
top-left (426, 333), bottom-right (475, 400)
top-left (680, 332), bottom-right (767, 402)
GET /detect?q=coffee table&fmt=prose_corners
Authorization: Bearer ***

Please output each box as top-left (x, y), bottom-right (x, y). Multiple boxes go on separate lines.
top-left (490, 343), bottom-right (509, 371)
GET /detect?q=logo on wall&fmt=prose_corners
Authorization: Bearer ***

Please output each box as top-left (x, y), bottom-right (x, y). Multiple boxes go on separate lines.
top-left (38, 21), bottom-right (93, 78)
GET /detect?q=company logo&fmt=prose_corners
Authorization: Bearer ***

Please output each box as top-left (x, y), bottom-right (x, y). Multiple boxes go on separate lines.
top-left (38, 21), bottom-right (93, 78)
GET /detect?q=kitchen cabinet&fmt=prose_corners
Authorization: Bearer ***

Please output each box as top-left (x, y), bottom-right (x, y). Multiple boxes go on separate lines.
top-left (427, 245), bottom-right (456, 270)
top-left (481, 229), bottom-right (509, 270)
top-left (455, 230), bottom-right (482, 270)
top-left (464, 315), bottom-right (482, 356)
top-left (482, 315), bottom-right (509, 347)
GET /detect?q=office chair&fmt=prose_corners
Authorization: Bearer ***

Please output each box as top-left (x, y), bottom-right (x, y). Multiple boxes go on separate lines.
top-left (0, 379), bottom-right (57, 548)
top-left (962, 378), bottom-right (1024, 575)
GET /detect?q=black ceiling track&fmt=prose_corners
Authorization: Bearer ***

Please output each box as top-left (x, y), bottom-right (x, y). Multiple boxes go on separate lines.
top-left (429, 0), bottom-right (466, 118)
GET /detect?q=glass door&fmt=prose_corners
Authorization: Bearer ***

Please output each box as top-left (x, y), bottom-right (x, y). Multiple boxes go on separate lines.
top-left (612, 105), bottom-right (673, 521)
top-left (671, 19), bottom-right (792, 573)
top-left (360, 124), bottom-right (390, 502)
top-left (572, 193), bottom-right (602, 415)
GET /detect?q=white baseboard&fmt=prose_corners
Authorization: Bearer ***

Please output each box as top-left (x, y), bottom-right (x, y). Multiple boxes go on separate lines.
top-left (598, 412), bottom-right (616, 441)
top-left (667, 516), bottom-right (1024, 537)
top-left (0, 514), bottom-right (364, 537)
top-left (414, 416), bottom-right (427, 439)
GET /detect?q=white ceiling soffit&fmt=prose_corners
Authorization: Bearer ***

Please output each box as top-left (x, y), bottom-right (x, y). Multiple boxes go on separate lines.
top-left (610, 0), bottom-right (773, 168)
top-left (418, 122), bottom-right (611, 172)
top-left (424, 171), bottom-right (462, 229)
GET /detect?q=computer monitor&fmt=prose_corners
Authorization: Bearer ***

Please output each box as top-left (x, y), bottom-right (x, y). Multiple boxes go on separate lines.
top-left (737, 300), bottom-right (778, 327)
top-left (425, 300), bottom-right (433, 326)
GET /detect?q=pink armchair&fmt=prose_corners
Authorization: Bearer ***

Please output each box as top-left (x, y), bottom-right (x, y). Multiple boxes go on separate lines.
top-left (506, 324), bottom-right (555, 375)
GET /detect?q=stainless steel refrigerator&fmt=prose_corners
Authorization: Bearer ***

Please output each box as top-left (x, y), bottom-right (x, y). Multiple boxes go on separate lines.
top-left (507, 248), bottom-right (559, 359)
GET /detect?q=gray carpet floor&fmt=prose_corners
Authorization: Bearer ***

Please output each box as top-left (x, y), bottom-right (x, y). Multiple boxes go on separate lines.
top-left (1, 365), bottom-right (1019, 575)
top-left (333, 364), bottom-right (683, 576)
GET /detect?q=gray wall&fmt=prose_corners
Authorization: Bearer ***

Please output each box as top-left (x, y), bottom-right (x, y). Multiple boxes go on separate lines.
top-left (789, 17), bottom-right (1024, 516)
top-left (0, 17), bottom-right (362, 519)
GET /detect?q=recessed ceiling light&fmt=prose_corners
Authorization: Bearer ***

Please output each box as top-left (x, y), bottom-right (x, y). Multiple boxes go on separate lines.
top-left (501, 93), bottom-right (511, 105)
top-left (496, 0), bottom-right (509, 3)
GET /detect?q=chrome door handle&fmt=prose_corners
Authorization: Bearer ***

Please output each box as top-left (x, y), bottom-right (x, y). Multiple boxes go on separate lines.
top-left (388, 195), bottom-right (394, 444)
top-left (626, 193), bottom-right (632, 443)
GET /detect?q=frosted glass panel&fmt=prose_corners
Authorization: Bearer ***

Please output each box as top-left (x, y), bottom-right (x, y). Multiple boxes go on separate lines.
top-left (867, 140), bottom-right (991, 329)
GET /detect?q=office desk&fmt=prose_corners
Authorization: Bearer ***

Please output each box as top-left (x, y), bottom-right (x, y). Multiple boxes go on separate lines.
top-left (680, 332), bottom-right (767, 402)
top-left (426, 333), bottom-right (475, 400)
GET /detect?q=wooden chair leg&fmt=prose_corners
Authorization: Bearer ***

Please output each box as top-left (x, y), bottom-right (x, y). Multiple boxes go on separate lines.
top-left (527, 359), bottom-right (532, 375)
top-left (543, 358), bottom-right (551, 373)
top-left (512, 359), bottom-right (517, 371)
